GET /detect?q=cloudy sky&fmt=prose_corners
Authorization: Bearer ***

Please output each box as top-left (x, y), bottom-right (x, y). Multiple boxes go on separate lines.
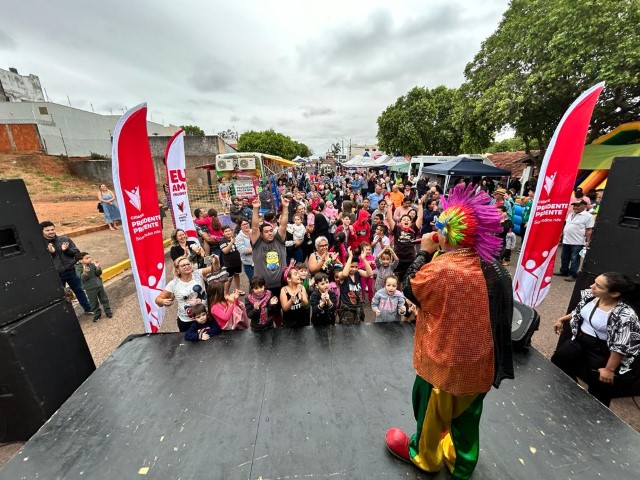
top-left (1, 0), bottom-right (510, 154)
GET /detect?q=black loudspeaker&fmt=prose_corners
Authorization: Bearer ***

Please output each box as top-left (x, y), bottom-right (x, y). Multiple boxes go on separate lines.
top-left (0, 179), bottom-right (64, 327)
top-left (0, 300), bottom-right (96, 441)
top-left (512, 301), bottom-right (540, 352)
top-left (582, 156), bottom-right (640, 282)
top-left (560, 157), bottom-right (640, 348)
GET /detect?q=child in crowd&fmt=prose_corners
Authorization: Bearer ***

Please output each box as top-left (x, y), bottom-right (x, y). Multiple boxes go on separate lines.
top-left (193, 208), bottom-right (213, 235)
top-left (263, 210), bottom-right (276, 225)
top-left (208, 209), bottom-right (225, 240)
top-left (374, 247), bottom-right (400, 292)
top-left (329, 265), bottom-right (342, 313)
top-left (218, 176), bottom-right (231, 214)
top-left (219, 225), bottom-right (244, 296)
top-left (503, 228), bottom-right (517, 266)
top-left (208, 282), bottom-right (248, 330)
top-left (371, 224), bottom-right (390, 256)
top-left (330, 231), bottom-right (348, 265)
top-left (358, 242), bottom-right (376, 303)
top-left (296, 263), bottom-right (312, 293)
top-left (335, 215), bottom-right (354, 248)
top-left (306, 205), bottom-right (316, 228)
top-left (371, 275), bottom-right (406, 322)
top-left (280, 267), bottom-right (310, 328)
top-left (184, 303), bottom-right (221, 341)
top-left (245, 276), bottom-right (278, 332)
top-left (286, 215), bottom-right (306, 247)
top-left (337, 248), bottom-right (373, 324)
top-left (75, 251), bottom-right (112, 322)
top-left (309, 272), bottom-right (337, 326)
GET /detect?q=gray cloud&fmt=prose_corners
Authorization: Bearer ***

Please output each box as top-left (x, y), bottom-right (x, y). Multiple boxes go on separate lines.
top-left (301, 106), bottom-right (335, 119)
top-left (189, 70), bottom-right (235, 93)
top-left (297, 6), bottom-right (463, 75)
top-left (2, 0), bottom-right (510, 155)
top-left (0, 30), bottom-right (16, 49)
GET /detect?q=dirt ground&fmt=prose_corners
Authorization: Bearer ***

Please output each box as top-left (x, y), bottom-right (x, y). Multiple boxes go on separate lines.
top-left (1, 153), bottom-right (108, 232)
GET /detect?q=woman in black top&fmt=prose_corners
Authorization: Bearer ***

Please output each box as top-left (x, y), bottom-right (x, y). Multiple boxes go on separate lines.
top-left (170, 229), bottom-right (205, 267)
top-left (312, 202), bottom-right (332, 246)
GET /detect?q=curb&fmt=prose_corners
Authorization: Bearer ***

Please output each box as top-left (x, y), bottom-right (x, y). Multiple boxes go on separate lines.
top-left (102, 238), bottom-right (172, 282)
top-left (63, 224), bottom-right (111, 237)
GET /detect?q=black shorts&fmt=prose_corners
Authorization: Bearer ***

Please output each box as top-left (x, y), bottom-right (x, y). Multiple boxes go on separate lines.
top-left (226, 264), bottom-right (242, 276)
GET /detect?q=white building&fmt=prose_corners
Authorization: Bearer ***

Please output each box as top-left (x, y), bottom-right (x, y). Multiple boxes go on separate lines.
top-left (0, 101), bottom-right (179, 156)
top-left (350, 143), bottom-right (380, 158)
top-left (0, 67), bottom-right (45, 103)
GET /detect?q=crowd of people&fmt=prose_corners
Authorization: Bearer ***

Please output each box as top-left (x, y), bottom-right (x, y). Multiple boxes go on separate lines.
top-left (38, 164), bottom-right (637, 479)
top-left (156, 166), bottom-right (537, 338)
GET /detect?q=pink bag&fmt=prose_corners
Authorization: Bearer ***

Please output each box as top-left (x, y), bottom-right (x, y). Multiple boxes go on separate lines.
top-left (222, 301), bottom-right (249, 330)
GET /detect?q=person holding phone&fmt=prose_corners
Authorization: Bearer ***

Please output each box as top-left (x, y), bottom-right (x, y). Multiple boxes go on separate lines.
top-left (155, 256), bottom-right (217, 332)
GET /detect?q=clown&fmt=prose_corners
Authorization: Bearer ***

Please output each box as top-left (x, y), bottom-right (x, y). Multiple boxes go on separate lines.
top-left (385, 183), bottom-right (514, 479)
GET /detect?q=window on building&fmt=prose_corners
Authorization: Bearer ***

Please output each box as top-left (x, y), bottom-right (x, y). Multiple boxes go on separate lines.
top-left (38, 107), bottom-right (48, 115)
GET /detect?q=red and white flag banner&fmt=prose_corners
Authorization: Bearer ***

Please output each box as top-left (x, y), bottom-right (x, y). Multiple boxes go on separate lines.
top-left (164, 130), bottom-right (199, 244)
top-left (513, 82), bottom-right (604, 307)
top-left (112, 103), bottom-right (166, 333)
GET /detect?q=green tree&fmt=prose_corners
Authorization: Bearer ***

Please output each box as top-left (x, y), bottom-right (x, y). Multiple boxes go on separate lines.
top-left (237, 129), bottom-right (310, 160)
top-left (464, 0), bottom-right (640, 163)
top-left (486, 136), bottom-right (540, 153)
top-left (180, 125), bottom-right (205, 136)
top-left (377, 86), bottom-right (482, 156)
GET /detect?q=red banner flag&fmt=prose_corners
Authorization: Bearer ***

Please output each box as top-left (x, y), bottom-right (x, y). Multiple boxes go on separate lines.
top-left (112, 104), bottom-right (166, 332)
top-left (164, 130), bottom-right (199, 245)
top-left (513, 83), bottom-right (604, 307)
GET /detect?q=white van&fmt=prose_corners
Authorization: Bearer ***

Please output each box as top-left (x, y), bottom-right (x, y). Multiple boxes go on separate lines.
top-left (409, 156), bottom-right (457, 178)
top-left (410, 154), bottom-right (492, 179)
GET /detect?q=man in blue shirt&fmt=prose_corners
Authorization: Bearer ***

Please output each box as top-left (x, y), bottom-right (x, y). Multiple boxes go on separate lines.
top-left (367, 184), bottom-right (384, 209)
top-left (351, 174), bottom-right (363, 195)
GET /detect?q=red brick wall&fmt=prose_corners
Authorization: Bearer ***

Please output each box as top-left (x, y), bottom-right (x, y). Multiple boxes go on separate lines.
top-left (0, 125), bottom-right (11, 153)
top-left (0, 124), bottom-right (43, 153)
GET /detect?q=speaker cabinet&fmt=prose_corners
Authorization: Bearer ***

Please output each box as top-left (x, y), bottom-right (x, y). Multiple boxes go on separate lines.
top-left (0, 300), bottom-right (95, 441)
top-left (582, 156), bottom-right (640, 283)
top-left (512, 301), bottom-right (540, 351)
top-left (0, 179), bottom-right (64, 327)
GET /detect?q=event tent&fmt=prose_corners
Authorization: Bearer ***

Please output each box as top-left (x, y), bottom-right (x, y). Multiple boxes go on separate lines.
top-left (389, 161), bottom-right (410, 173)
top-left (422, 157), bottom-right (511, 193)
top-left (422, 157), bottom-right (510, 176)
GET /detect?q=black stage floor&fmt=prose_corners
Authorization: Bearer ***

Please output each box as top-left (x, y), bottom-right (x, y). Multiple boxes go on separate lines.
top-left (2, 323), bottom-right (640, 479)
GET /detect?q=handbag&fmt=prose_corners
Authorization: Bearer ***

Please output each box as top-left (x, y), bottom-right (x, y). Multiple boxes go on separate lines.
top-left (221, 301), bottom-right (249, 330)
top-left (206, 267), bottom-right (229, 285)
top-left (97, 202), bottom-right (104, 213)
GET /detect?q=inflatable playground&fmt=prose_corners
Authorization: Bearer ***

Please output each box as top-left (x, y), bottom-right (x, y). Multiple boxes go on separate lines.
top-left (511, 121), bottom-right (640, 235)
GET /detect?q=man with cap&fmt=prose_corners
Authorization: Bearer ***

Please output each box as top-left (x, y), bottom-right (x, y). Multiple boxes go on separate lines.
top-left (491, 188), bottom-right (513, 219)
top-left (554, 199), bottom-right (594, 282)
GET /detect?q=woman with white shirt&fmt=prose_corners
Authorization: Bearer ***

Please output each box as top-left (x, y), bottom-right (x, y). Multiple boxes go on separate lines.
top-left (235, 218), bottom-right (254, 279)
top-left (551, 272), bottom-right (640, 406)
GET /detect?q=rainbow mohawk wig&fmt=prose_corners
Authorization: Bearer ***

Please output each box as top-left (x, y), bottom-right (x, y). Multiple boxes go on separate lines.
top-left (435, 184), bottom-right (503, 262)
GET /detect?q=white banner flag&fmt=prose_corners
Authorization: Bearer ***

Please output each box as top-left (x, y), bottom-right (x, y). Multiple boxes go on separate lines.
top-left (165, 130), bottom-right (199, 245)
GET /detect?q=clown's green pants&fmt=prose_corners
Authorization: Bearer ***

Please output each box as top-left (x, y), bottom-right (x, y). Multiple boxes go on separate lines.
top-left (409, 375), bottom-right (486, 479)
